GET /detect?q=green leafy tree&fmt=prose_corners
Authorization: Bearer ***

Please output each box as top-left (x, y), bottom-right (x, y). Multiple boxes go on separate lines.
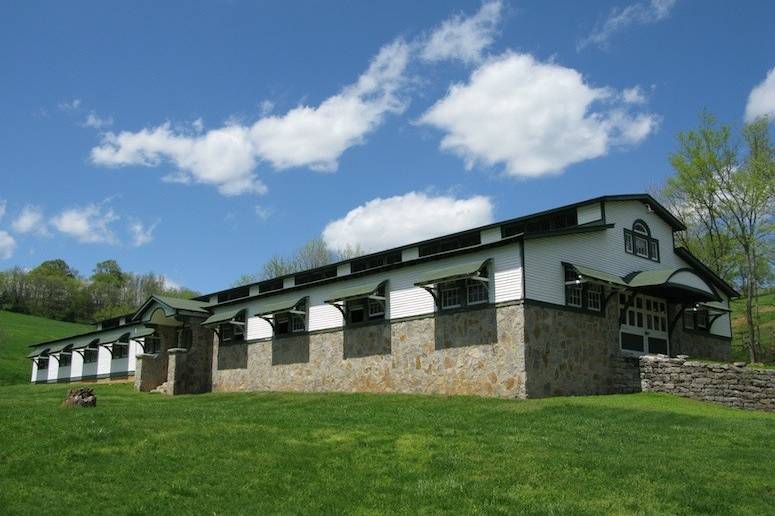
top-left (665, 113), bottom-right (774, 362)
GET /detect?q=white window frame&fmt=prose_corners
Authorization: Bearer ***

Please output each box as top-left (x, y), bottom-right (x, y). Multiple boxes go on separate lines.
top-left (440, 283), bottom-right (462, 309)
top-left (466, 280), bottom-right (488, 305)
top-left (565, 284), bottom-right (583, 308)
top-left (586, 285), bottom-right (602, 312)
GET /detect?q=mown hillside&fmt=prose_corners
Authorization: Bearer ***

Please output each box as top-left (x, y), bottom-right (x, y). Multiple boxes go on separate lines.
top-left (0, 310), bottom-right (91, 385)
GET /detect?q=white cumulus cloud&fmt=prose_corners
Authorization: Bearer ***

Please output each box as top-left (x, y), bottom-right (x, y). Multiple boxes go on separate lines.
top-left (419, 52), bottom-right (658, 177)
top-left (11, 205), bottom-right (48, 235)
top-left (745, 67), bottom-right (775, 122)
top-left (420, 0), bottom-right (502, 64)
top-left (90, 39), bottom-right (410, 194)
top-left (0, 230), bottom-right (16, 259)
top-left (129, 220), bottom-right (157, 247)
top-left (578, 0), bottom-right (676, 51)
top-left (51, 204), bottom-right (119, 244)
top-left (322, 192), bottom-right (493, 253)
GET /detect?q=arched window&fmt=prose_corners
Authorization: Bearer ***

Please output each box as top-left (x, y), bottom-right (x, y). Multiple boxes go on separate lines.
top-left (624, 220), bottom-right (659, 262)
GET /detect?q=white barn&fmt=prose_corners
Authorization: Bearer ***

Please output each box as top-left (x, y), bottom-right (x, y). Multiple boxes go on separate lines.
top-left (27, 194), bottom-right (737, 398)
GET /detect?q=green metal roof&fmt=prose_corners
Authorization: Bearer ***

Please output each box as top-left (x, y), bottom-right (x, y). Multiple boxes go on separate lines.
top-left (27, 347), bottom-right (50, 358)
top-left (626, 269), bottom-right (678, 288)
top-left (415, 259), bottom-right (489, 286)
top-left (325, 280), bottom-right (385, 304)
top-left (202, 308), bottom-right (246, 327)
top-left (71, 337), bottom-right (100, 351)
top-left (152, 295), bottom-right (212, 313)
top-left (699, 301), bottom-right (731, 313)
top-left (255, 295), bottom-right (307, 317)
top-left (569, 264), bottom-right (628, 287)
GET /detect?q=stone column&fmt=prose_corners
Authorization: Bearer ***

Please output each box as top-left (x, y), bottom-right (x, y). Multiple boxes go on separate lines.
top-left (166, 347), bottom-right (189, 395)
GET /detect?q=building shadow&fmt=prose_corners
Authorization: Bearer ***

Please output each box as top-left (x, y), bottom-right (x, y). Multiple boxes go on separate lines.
top-left (218, 342), bottom-right (249, 370)
top-left (434, 306), bottom-right (498, 350)
top-left (272, 334), bottom-right (310, 365)
top-left (343, 323), bottom-right (391, 359)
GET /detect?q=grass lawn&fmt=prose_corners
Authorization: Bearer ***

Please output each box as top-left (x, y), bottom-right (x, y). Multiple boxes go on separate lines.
top-left (0, 310), bottom-right (91, 386)
top-left (0, 383), bottom-right (773, 515)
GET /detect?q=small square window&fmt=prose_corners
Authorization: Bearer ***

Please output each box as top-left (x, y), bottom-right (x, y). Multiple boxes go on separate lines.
top-left (113, 343), bottom-right (128, 359)
top-left (696, 310), bottom-right (708, 329)
top-left (587, 285), bottom-right (602, 311)
top-left (467, 280), bottom-right (488, 305)
top-left (565, 284), bottom-right (582, 308)
top-left (83, 348), bottom-right (99, 363)
top-left (368, 298), bottom-right (385, 318)
top-left (291, 314), bottom-right (305, 332)
top-left (144, 335), bottom-right (161, 354)
top-left (440, 283), bottom-right (462, 309)
top-left (59, 354), bottom-right (72, 367)
top-left (37, 357), bottom-right (49, 370)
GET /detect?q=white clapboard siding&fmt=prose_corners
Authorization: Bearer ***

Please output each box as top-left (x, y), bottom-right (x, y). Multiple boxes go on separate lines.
top-left (241, 242), bottom-right (522, 338)
top-left (525, 199), bottom-right (731, 338)
top-left (577, 202), bottom-right (602, 224)
top-left (70, 351), bottom-right (83, 380)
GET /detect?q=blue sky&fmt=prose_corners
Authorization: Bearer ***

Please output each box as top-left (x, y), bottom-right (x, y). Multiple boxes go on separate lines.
top-left (0, 0), bottom-right (773, 293)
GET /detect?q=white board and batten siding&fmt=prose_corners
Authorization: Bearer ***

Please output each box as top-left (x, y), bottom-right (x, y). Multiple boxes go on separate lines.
top-left (244, 242), bottom-right (523, 340)
top-left (525, 199), bottom-right (731, 337)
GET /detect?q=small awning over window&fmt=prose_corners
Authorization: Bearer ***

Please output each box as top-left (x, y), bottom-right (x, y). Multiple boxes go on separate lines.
top-left (565, 263), bottom-right (629, 287)
top-left (255, 296), bottom-right (308, 317)
top-left (627, 268), bottom-right (718, 301)
top-left (48, 341), bottom-right (75, 354)
top-left (414, 259), bottom-right (490, 287)
top-left (27, 347), bottom-right (50, 358)
top-left (130, 327), bottom-right (157, 339)
top-left (201, 308), bottom-right (247, 327)
top-left (72, 337), bottom-right (101, 351)
top-left (325, 280), bottom-right (386, 304)
top-left (695, 301), bottom-right (731, 314)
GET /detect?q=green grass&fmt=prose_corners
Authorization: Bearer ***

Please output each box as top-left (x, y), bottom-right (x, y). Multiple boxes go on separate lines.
top-left (0, 310), bottom-right (91, 386)
top-left (731, 291), bottom-right (775, 363)
top-left (0, 383), bottom-right (773, 515)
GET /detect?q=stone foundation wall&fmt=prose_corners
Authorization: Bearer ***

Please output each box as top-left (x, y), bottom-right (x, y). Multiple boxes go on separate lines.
top-left (134, 326), bottom-right (174, 392)
top-left (212, 303), bottom-right (527, 398)
top-left (523, 301), bottom-right (622, 397)
top-left (639, 355), bottom-right (775, 411)
top-left (668, 317), bottom-right (731, 361)
top-left (168, 323), bottom-right (214, 395)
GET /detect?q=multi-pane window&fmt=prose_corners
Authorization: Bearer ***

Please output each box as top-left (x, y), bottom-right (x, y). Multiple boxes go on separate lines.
top-left (624, 221), bottom-right (659, 262)
top-left (37, 357), bottom-right (49, 370)
top-left (83, 348), bottom-right (98, 363)
top-left (113, 343), bottom-right (128, 359)
top-left (586, 285), bottom-right (602, 311)
top-left (274, 300), bottom-right (307, 336)
top-left (144, 335), bottom-right (162, 354)
top-left (565, 284), bottom-right (582, 307)
top-left (683, 308), bottom-right (711, 332)
top-left (564, 265), bottom-right (602, 312)
top-left (344, 285), bottom-right (387, 325)
top-left (467, 280), bottom-right (488, 305)
top-left (440, 284), bottom-right (462, 309)
top-left (59, 353), bottom-right (72, 367)
top-left (219, 313), bottom-right (245, 345)
top-left (437, 267), bottom-right (490, 311)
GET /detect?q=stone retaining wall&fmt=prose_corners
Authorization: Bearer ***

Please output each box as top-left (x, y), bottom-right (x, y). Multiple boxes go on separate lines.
top-left (212, 303), bottom-right (527, 399)
top-left (639, 355), bottom-right (775, 411)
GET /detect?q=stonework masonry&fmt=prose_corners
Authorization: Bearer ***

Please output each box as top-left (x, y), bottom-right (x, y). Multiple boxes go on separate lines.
top-left (213, 303), bottom-right (527, 398)
top-left (639, 355), bottom-right (775, 411)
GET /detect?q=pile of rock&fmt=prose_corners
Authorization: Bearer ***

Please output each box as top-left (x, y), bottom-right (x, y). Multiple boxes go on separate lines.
top-left (62, 387), bottom-right (97, 408)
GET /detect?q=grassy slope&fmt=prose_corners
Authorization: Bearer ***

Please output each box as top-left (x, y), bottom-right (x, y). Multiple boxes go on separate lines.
top-left (0, 310), bottom-right (91, 386)
top-left (0, 383), bottom-right (773, 515)
top-left (731, 291), bottom-right (775, 363)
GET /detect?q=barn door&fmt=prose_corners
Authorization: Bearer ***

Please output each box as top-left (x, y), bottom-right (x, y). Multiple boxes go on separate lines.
top-left (619, 293), bottom-right (669, 355)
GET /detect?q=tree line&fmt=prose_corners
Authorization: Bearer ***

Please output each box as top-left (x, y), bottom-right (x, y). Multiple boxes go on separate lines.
top-left (0, 259), bottom-right (198, 324)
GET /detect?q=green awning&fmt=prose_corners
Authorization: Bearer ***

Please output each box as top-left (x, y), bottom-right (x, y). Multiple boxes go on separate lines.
top-left (698, 301), bottom-right (731, 313)
top-left (567, 263), bottom-right (628, 287)
top-left (129, 327), bottom-right (157, 339)
top-left (414, 259), bottom-right (489, 287)
top-left (28, 347), bottom-right (50, 358)
top-left (255, 296), bottom-right (308, 317)
top-left (71, 337), bottom-right (100, 351)
top-left (48, 341), bottom-right (74, 354)
top-left (325, 280), bottom-right (386, 304)
top-left (201, 308), bottom-right (246, 327)
top-left (627, 268), bottom-right (718, 301)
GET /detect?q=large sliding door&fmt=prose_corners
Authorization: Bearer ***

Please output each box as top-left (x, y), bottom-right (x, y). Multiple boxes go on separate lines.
top-left (619, 293), bottom-right (669, 355)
